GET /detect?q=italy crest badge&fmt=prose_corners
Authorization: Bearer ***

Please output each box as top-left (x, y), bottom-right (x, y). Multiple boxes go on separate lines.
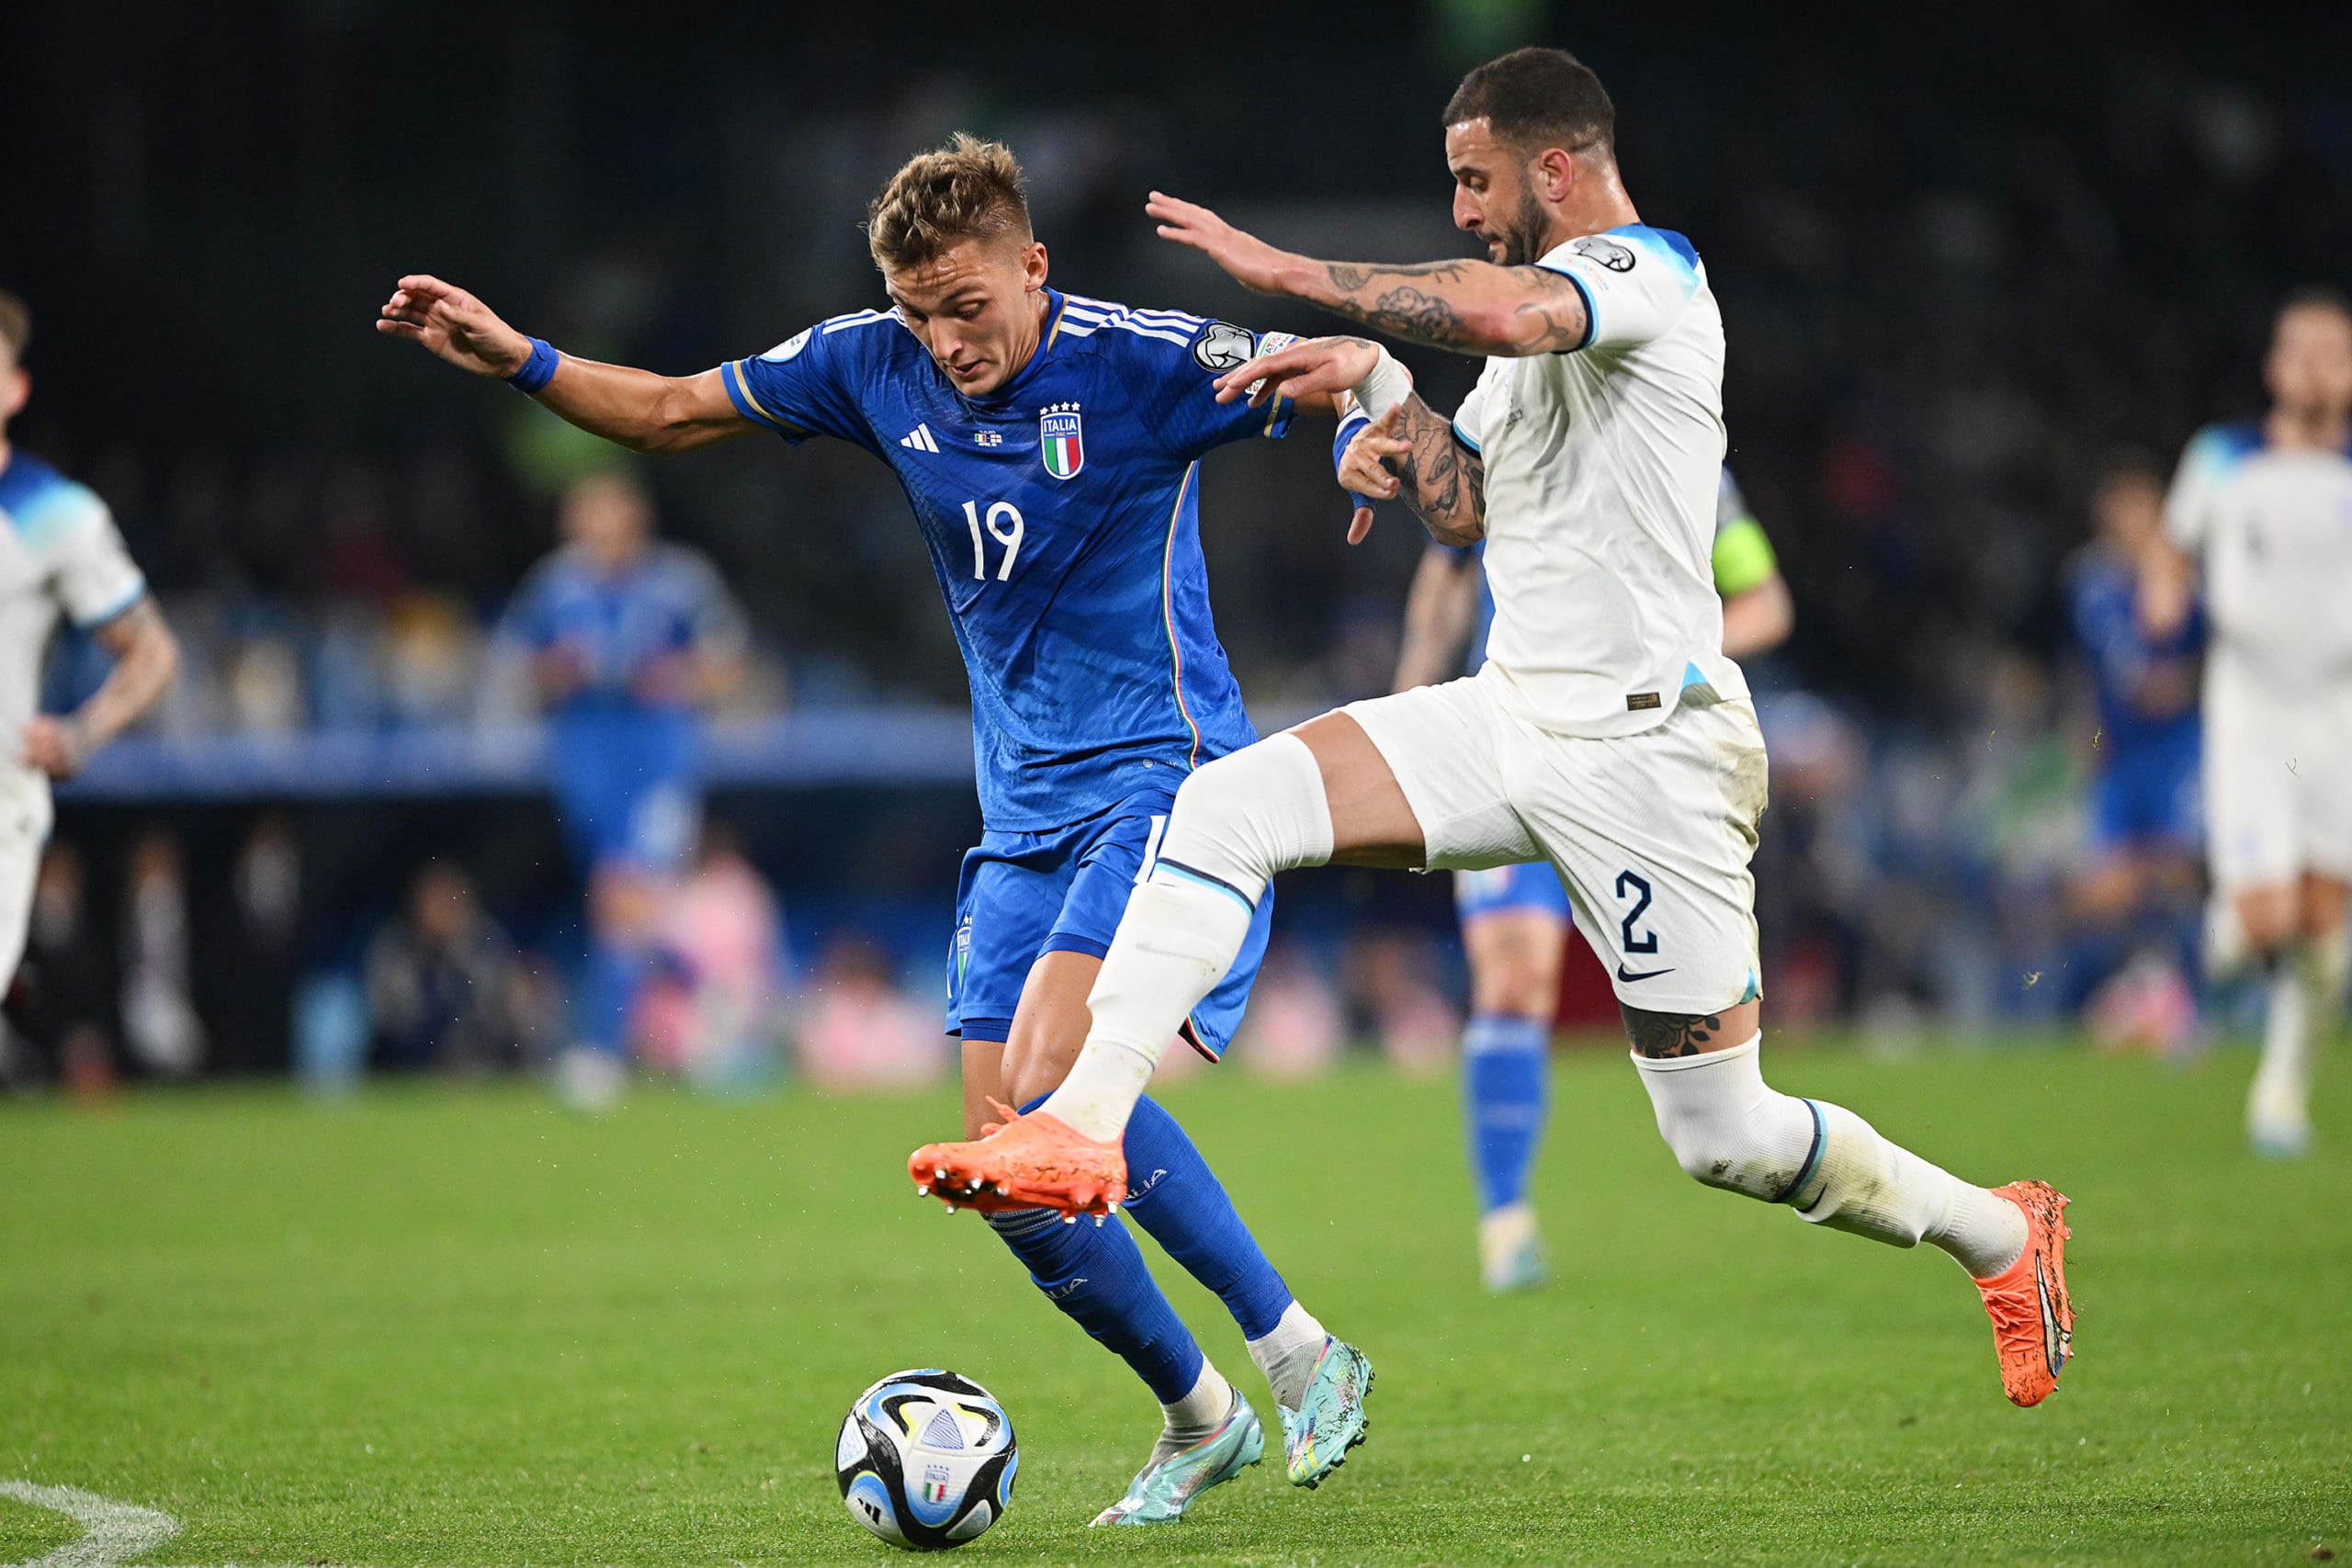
top-left (1040, 402), bottom-right (1084, 480)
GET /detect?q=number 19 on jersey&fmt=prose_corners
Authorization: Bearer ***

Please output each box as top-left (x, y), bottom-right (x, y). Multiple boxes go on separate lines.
top-left (962, 500), bottom-right (1025, 581)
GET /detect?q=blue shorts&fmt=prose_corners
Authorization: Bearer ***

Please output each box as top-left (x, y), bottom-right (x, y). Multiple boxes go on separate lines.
top-left (2090, 735), bottom-right (2200, 852)
top-left (549, 709), bottom-right (700, 873)
top-left (946, 787), bottom-right (1275, 1060)
top-left (1454, 860), bottom-right (1574, 923)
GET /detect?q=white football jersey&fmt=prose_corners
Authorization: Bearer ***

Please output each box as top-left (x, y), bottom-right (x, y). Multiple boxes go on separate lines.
top-left (2165, 422), bottom-right (2352, 690)
top-left (0, 450), bottom-right (149, 796)
top-left (1449, 223), bottom-right (1742, 739)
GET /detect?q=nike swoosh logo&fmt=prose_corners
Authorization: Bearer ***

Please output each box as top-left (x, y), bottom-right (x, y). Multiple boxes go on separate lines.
top-left (1615, 964), bottom-right (1678, 983)
top-left (2034, 1254), bottom-right (2066, 1376)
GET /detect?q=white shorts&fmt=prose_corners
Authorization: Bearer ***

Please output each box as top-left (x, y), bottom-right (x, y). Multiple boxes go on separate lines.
top-left (0, 770), bottom-right (52, 987)
top-left (1342, 669), bottom-right (1768, 1015)
top-left (2203, 660), bottom-right (2352, 891)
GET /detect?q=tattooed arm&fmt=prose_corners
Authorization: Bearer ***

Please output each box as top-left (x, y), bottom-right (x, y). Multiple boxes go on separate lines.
top-left (1341, 398), bottom-right (1486, 547)
top-left (1205, 334), bottom-right (1487, 546)
top-left (1298, 258), bottom-right (1589, 357)
top-left (1148, 192), bottom-right (1589, 357)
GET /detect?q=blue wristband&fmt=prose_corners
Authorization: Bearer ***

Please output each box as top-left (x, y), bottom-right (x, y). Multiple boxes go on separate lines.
top-left (506, 337), bottom-right (560, 393)
top-left (1333, 409), bottom-right (1375, 513)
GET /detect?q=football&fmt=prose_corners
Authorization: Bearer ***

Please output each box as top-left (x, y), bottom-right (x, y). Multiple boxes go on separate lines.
top-left (834, 1369), bottom-right (1018, 1550)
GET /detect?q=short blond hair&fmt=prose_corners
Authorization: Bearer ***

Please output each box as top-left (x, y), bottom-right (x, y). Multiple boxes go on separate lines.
top-left (866, 133), bottom-right (1033, 272)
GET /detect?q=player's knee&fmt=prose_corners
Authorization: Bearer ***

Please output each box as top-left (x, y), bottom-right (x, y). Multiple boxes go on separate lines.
top-left (1003, 1050), bottom-right (1071, 1112)
top-left (1158, 734), bottom-right (1332, 897)
top-left (2237, 887), bottom-right (2298, 955)
top-left (1470, 956), bottom-right (1555, 1021)
top-left (2297, 878), bottom-right (2349, 946)
top-left (1634, 1033), bottom-right (1810, 1201)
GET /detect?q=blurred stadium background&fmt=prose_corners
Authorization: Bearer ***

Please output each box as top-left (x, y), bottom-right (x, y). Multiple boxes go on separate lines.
top-left (3, 0), bottom-right (2349, 1094)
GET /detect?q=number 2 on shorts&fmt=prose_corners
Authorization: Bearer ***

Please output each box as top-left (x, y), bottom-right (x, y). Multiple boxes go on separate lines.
top-left (1615, 869), bottom-right (1657, 954)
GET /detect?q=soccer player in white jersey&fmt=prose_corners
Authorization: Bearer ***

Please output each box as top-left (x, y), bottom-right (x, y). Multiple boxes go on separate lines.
top-left (2144, 289), bottom-right (2352, 1157)
top-left (1386, 465), bottom-right (1791, 1292)
top-left (914, 48), bottom-right (2076, 1412)
top-left (0, 291), bottom-right (180, 996)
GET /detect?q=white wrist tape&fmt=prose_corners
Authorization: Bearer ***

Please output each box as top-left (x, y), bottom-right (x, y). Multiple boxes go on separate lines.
top-left (1350, 345), bottom-right (1413, 421)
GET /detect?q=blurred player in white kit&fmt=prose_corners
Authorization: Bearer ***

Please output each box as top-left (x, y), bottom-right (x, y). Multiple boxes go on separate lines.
top-left (2147, 288), bottom-right (2352, 1157)
top-left (0, 290), bottom-right (180, 994)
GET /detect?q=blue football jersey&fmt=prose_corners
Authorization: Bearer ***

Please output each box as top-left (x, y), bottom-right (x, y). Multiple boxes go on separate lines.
top-left (2068, 545), bottom-right (2202, 755)
top-left (503, 540), bottom-right (746, 719)
top-left (721, 288), bottom-right (1296, 829)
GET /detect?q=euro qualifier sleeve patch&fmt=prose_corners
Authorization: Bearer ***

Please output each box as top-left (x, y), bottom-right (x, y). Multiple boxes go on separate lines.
top-left (1571, 236), bottom-right (1635, 272)
top-left (1192, 321), bottom-right (1256, 372)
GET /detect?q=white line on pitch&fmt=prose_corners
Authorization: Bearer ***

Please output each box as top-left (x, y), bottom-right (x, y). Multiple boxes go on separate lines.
top-left (0, 1481), bottom-right (191, 1568)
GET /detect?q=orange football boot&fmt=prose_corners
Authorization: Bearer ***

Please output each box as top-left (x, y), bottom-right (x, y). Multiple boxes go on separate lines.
top-left (910, 1099), bottom-right (1128, 1218)
top-left (1972, 1179), bottom-right (2075, 1407)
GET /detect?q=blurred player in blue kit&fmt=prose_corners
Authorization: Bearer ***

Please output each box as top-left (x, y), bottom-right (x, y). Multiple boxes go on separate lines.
top-left (500, 470), bottom-right (746, 1109)
top-left (2064, 456), bottom-right (2202, 1043)
top-left (1384, 459), bottom-right (1792, 1291)
top-left (380, 136), bottom-right (1370, 1522)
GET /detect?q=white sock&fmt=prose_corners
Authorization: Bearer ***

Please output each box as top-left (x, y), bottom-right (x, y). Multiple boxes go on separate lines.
top-left (1245, 1300), bottom-right (1329, 1410)
top-left (1797, 1100), bottom-right (2026, 1277)
top-left (1153, 1360), bottom-right (1234, 1463)
top-left (2249, 949), bottom-right (2320, 1134)
top-left (1044, 735), bottom-right (1334, 1143)
top-left (1634, 1036), bottom-right (2026, 1277)
top-left (1478, 1201), bottom-right (1540, 1280)
top-left (1042, 879), bottom-right (1253, 1141)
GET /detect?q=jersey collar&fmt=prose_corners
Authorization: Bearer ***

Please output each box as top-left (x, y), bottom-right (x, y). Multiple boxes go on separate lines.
top-left (954, 288), bottom-right (1066, 411)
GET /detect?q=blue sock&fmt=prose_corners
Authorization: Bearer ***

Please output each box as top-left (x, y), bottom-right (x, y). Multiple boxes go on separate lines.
top-left (985, 1208), bottom-right (1204, 1404)
top-left (1116, 1095), bottom-right (1296, 1340)
top-left (1463, 1013), bottom-right (1550, 1213)
top-left (578, 936), bottom-right (644, 1058)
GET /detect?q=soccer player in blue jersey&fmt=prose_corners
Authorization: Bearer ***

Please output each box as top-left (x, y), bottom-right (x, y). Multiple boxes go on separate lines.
top-left (498, 470), bottom-right (747, 1110)
top-left (2064, 454), bottom-right (2202, 1033)
top-left (1380, 459), bottom-right (1792, 1292)
top-left (380, 135), bottom-right (1370, 1522)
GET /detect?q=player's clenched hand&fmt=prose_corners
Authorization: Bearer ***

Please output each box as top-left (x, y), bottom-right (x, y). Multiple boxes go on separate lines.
top-left (376, 276), bottom-right (532, 378)
top-left (1340, 407), bottom-right (1410, 545)
top-left (1147, 192), bottom-right (1297, 295)
top-left (21, 716), bottom-right (88, 781)
top-left (1210, 335), bottom-right (1382, 408)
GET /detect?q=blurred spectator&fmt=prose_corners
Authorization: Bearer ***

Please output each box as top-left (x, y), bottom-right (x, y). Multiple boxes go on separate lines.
top-left (197, 812), bottom-right (302, 1074)
top-left (1343, 928), bottom-right (1459, 1075)
top-left (1234, 940), bottom-right (1345, 1080)
top-left (795, 936), bottom-right (948, 1092)
top-left (633, 818), bottom-right (785, 1089)
top-left (119, 829), bottom-right (203, 1077)
top-left (362, 860), bottom-right (533, 1072)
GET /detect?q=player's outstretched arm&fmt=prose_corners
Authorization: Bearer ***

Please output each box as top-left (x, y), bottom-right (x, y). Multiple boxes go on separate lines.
top-left (377, 276), bottom-right (748, 455)
top-left (1148, 193), bottom-right (1586, 357)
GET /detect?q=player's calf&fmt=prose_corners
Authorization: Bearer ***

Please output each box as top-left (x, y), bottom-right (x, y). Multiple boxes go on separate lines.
top-left (1630, 1022), bottom-right (2029, 1268)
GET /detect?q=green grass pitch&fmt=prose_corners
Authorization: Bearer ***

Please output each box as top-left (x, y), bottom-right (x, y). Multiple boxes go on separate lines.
top-left (3, 1042), bottom-right (2346, 1566)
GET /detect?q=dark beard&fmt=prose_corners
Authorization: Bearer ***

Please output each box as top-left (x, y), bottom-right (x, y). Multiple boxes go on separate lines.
top-left (1496, 186), bottom-right (1551, 268)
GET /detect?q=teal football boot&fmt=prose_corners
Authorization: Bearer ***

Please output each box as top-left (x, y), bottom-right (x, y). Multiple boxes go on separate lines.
top-left (1278, 1337), bottom-right (1374, 1487)
top-left (1090, 1393), bottom-right (1263, 1527)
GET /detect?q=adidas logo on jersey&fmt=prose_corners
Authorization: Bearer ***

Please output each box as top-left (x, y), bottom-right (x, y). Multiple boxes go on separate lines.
top-left (899, 423), bottom-right (941, 453)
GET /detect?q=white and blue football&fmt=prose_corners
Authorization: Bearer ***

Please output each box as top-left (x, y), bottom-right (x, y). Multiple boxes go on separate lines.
top-left (835, 1369), bottom-right (1017, 1551)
